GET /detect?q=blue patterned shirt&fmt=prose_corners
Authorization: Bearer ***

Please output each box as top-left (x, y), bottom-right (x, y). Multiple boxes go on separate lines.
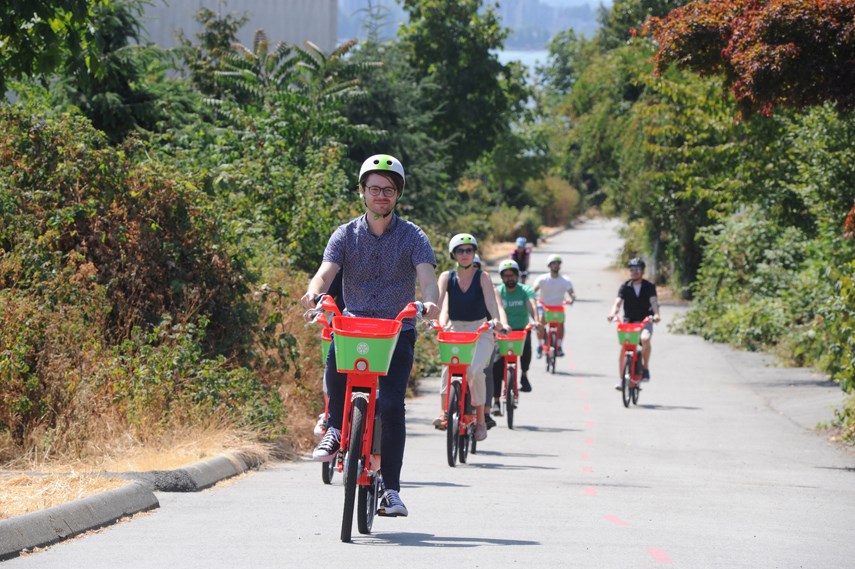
top-left (324, 213), bottom-right (436, 330)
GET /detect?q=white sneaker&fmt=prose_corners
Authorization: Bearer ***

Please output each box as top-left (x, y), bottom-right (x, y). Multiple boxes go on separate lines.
top-left (475, 422), bottom-right (487, 441)
top-left (378, 489), bottom-right (408, 517)
top-left (313, 413), bottom-right (326, 437)
top-left (312, 426), bottom-right (340, 461)
top-left (491, 400), bottom-right (502, 416)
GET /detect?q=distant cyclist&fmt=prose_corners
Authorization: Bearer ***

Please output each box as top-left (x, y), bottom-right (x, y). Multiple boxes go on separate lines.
top-left (300, 154), bottom-right (440, 518)
top-left (433, 233), bottom-right (509, 442)
top-left (608, 257), bottom-right (661, 389)
top-left (491, 260), bottom-right (538, 415)
top-left (510, 237), bottom-right (531, 283)
top-left (533, 254), bottom-right (575, 357)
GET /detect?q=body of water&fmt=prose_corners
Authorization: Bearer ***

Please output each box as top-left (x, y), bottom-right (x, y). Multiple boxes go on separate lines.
top-left (496, 49), bottom-right (550, 74)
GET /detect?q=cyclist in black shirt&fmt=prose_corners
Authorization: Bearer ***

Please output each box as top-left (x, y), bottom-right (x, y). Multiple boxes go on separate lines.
top-left (607, 258), bottom-right (661, 386)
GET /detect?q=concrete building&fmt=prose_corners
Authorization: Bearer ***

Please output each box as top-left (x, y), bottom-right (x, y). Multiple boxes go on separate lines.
top-left (143, 0), bottom-right (338, 52)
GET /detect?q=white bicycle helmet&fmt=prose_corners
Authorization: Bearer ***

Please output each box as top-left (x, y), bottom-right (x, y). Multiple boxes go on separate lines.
top-left (359, 154), bottom-right (406, 194)
top-left (515, 237), bottom-right (527, 248)
top-left (497, 259), bottom-right (520, 275)
top-left (448, 233), bottom-right (478, 259)
top-left (473, 254), bottom-right (482, 267)
top-left (547, 254), bottom-right (562, 266)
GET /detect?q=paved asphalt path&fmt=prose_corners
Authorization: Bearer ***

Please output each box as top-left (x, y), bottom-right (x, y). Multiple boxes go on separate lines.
top-left (7, 219), bottom-right (854, 568)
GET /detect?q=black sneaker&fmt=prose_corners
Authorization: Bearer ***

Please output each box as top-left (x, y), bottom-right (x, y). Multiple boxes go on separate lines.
top-left (557, 347), bottom-right (565, 357)
top-left (485, 414), bottom-right (497, 430)
top-left (642, 369), bottom-right (651, 381)
top-left (312, 426), bottom-right (340, 461)
top-left (520, 374), bottom-right (532, 392)
top-left (378, 489), bottom-right (408, 517)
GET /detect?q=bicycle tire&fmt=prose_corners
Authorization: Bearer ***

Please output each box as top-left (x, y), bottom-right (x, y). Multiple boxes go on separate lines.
top-left (470, 427), bottom-right (477, 455)
top-left (446, 383), bottom-right (460, 467)
top-left (341, 397), bottom-right (366, 542)
top-left (460, 425), bottom-right (471, 463)
top-left (621, 355), bottom-right (632, 408)
top-left (357, 473), bottom-right (381, 535)
top-left (549, 331), bottom-right (557, 374)
top-left (506, 366), bottom-right (515, 430)
top-left (631, 383), bottom-right (640, 405)
top-left (322, 458), bottom-right (335, 485)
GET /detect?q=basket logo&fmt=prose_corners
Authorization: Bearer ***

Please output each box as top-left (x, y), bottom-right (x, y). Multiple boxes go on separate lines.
top-left (356, 342), bottom-right (370, 355)
top-left (451, 346), bottom-right (460, 354)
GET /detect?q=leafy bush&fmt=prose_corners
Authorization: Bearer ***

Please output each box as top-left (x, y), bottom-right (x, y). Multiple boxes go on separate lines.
top-left (487, 205), bottom-right (542, 243)
top-left (525, 176), bottom-right (582, 228)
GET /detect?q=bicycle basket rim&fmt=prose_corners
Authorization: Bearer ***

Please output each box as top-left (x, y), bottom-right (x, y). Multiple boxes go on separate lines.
top-left (496, 329), bottom-right (528, 341)
top-left (540, 303), bottom-right (565, 313)
top-left (436, 329), bottom-right (480, 346)
top-left (331, 315), bottom-right (402, 339)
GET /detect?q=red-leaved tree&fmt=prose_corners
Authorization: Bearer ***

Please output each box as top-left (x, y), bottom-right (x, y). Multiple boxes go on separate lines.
top-left (645, 0), bottom-right (855, 117)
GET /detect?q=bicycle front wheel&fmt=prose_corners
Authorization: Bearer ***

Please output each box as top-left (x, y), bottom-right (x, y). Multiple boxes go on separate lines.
top-left (341, 397), bottom-right (366, 542)
top-left (621, 355), bottom-right (632, 408)
top-left (506, 366), bottom-right (515, 430)
top-left (446, 383), bottom-right (460, 467)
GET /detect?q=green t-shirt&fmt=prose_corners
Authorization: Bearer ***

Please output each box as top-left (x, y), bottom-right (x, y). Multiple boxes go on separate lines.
top-left (498, 283), bottom-right (536, 330)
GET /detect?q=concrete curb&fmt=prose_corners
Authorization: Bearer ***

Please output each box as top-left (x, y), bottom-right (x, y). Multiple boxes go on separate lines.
top-left (0, 452), bottom-right (260, 560)
top-left (0, 481), bottom-right (157, 561)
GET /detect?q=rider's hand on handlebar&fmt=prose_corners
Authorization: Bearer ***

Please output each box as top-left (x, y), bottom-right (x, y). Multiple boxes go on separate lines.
top-left (422, 301), bottom-right (440, 321)
top-left (653, 314), bottom-right (661, 323)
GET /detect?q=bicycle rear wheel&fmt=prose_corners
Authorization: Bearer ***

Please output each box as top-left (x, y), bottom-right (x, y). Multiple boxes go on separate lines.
top-left (322, 458), bottom-right (335, 485)
top-left (621, 355), bottom-right (632, 408)
top-left (460, 423), bottom-right (471, 463)
top-left (446, 383), bottom-right (460, 467)
top-left (548, 331), bottom-right (557, 373)
top-left (357, 473), bottom-right (381, 535)
top-left (505, 366), bottom-right (515, 430)
top-left (631, 383), bottom-right (640, 405)
top-left (341, 397), bottom-right (366, 542)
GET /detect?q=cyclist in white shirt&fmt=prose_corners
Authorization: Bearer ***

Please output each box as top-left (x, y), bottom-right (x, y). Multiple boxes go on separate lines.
top-left (532, 254), bottom-right (575, 357)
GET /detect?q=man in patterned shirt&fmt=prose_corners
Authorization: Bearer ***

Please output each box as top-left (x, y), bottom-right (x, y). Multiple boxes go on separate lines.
top-left (301, 154), bottom-right (440, 517)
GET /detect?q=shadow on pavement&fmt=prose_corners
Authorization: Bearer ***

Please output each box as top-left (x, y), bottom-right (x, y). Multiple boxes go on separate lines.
top-left (402, 481), bottom-right (470, 489)
top-left (471, 463), bottom-right (558, 471)
top-left (362, 532), bottom-right (540, 548)
top-left (474, 450), bottom-right (559, 459)
top-left (511, 425), bottom-right (581, 433)
top-left (635, 404), bottom-right (702, 411)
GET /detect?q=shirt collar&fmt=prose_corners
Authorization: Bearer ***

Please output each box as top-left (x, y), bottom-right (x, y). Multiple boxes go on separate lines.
top-left (358, 212), bottom-right (399, 235)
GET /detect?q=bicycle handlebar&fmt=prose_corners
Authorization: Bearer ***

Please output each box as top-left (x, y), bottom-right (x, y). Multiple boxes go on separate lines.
top-left (611, 315), bottom-right (653, 325)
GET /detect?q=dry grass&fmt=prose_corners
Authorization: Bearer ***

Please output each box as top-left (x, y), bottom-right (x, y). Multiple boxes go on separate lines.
top-left (0, 425), bottom-right (274, 521)
top-left (0, 473), bottom-right (128, 520)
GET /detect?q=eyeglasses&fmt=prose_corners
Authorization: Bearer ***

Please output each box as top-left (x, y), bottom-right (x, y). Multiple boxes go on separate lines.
top-left (364, 185), bottom-right (397, 198)
top-left (455, 247), bottom-right (475, 255)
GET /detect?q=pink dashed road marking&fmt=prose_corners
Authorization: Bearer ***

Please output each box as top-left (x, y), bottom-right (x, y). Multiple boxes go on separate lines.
top-left (579, 453), bottom-right (590, 460)
top-left (584, 437), bottom-right (595, 445)
top-left (583, 487), bottom-right (597, 496)
top-left (604, 515), bottom-right (629, 526)
top-left (583, 404), bottom-right (591, 412)
top-left (579, 389), bottom-right (588, 398)
top-left (582, 466), bottom-right (593, 473)
top-left (576, 376), bottom-right (584, 384)
top-left (647, 547), bottom-right (673, 563)
top-left (585, 420), bottom-right (594, 429)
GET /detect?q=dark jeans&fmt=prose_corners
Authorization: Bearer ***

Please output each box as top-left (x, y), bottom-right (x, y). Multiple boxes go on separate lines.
top-left (492, 330), bottom-right (532, 396)
top-left (325, 329), bottom-right (415, 493)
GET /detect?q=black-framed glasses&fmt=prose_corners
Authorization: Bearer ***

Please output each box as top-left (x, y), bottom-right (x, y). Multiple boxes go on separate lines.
top-left (364, 185), bottom-right (397, 197)
top-left (455, 247), bottom-right (475, 255)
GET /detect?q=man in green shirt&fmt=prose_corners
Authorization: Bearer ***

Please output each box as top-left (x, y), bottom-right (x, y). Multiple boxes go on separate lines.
top-left (491, 260), bottom-right (539, 415)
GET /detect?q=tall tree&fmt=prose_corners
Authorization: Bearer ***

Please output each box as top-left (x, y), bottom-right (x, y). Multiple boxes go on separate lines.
top-left (60, 0), bottom-right (160, 142)
top-left (646, 0), bottom-right (855, 117)
top-left (399, 0), bottom-right (527, 179)
top-left (0, 0), bottom-right (99, 93)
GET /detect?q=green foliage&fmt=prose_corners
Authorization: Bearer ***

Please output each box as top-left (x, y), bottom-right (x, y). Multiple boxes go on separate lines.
top-left (524, 176), bottom-right (581, 228)
top-left (487, 205), bottom-right (542, 243)
top-left (113, 317), bottom-right (284, 434)
top-left (400, 0), bottom-right (529, 178)
top-left (0, 0), bottom-right (98, 93)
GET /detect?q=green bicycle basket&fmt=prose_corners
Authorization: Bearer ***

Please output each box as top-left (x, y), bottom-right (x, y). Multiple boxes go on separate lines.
top-left (541, 303), bottom-right (565, 324)
top-left (436, 330), bottom-right (480, 365)
top-left (496, 329), bottom-right (527, 356)
top-left (331, 316), bottom-right (402, 374)
top-left (617, 323), bottom-right (644, 345)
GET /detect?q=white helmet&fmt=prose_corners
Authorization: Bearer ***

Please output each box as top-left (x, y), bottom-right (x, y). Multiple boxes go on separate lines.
top-left (497, 260), bottom-right (520, 275)
top-left (547, 254), bottom-right (562, 266)
top-left (448, 233), bottom-right (478, 259)
top-left (359, 154), bottom-right (406, 194)
top-left (473, 254), bottom-right (482, 267)
top-left (515, 237), bottom-right (527, 248)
